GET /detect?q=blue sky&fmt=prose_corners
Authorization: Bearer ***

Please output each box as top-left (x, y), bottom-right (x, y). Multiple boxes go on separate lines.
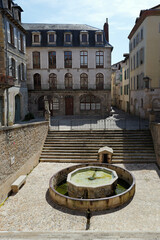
top-left (15, 0), bottom-right (160, 64)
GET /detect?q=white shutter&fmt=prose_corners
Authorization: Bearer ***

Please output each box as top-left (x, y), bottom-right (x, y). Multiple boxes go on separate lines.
top-left (7, 22), bottom-right (11, 43)
top-left (14, 28), bottom-right (17, 48)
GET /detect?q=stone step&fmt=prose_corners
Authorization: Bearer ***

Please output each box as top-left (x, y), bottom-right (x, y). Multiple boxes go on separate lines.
top-left (39, 158), bottom-right (97, 163)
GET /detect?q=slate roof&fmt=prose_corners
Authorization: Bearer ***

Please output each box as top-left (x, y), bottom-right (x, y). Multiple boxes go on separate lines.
top-left (23, 23), bottom-right (112, 48)
top-left (0, 0), bottom-right (3, 8)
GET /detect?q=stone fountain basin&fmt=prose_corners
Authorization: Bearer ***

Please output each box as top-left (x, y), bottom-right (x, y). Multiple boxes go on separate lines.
top-left (49, 163), bottom-right (136, 212)
top-left (67, 166), bottom-right (118, 198)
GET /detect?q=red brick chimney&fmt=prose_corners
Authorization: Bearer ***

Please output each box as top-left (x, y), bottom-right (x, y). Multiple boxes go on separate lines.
top-left (104, 18), bottom-right (109, 42)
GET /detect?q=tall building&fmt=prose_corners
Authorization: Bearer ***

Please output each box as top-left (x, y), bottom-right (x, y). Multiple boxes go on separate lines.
top-left (23, 19), bottom-right (113, 117)
top-left (0, 0), bottom-right (28, 126)
top-left (128, 4), bottom-right (160, 119)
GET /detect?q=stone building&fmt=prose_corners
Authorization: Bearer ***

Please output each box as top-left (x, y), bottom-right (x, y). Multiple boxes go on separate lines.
top-left (0, 0), bottom-right (28, 126)
top-left (111, 61), bottom-right (123, 109)
top-left (23, 19), bottom-right (113, 117)
top-left (128, 4), bottom-right (160, 119)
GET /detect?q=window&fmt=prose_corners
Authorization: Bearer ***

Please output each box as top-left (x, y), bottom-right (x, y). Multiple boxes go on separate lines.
top-left (8, 0), bottom-right (11, 10)
top-left (32, 32), bottom-right (41, 45)
top-left (82, 34), bottom-right (87, 42)
top-left (64, 33), bottom-right (72, 44)
top-left (80, 51), bottom-right (88, 68)
top-left (64, 51), bottom-right (72, 68)
top-left (65, 73), bottom-right (72, 89)
top-left (9, 24), bottom-right (14, 45)
top-left (53, 97), bottom-right (59, 110)
top-left (20, 33), bottom-right (24, 52)
top-left (80, 95), bottom-right (101, 111)
top-left (80, 73), bottom-right (88, 90)
top-left (97, 34), bottom-right (102, 42)
top-left (141, 98), bottom-right (143, 108)
top-left (48, 31), bottom-right (56, 44)
top-left (34, 73), bottom-right (41, 90)
top-left (136, 51), bottom-right (139, 68)
top-left (11, 58), bottom-right (16, 78)
top-left (80, 31), bottom-right (89, 45)
top-left (21, 63), bottom-right (25, 80)
top-left (96, 51), bottom-right (104, 68)
top-left (33, 51), bottom-right (40, 69)
top-left (96, 73), bottom-right (104, 90)
top-left (38, 96), bottom-right (44, 111)
top-left (49, 73), bottom-right (57, 90)
top-left (139, 48), bottom-right (144, 64)
top-left (48, 51), bottom-right (56, 68)
top-left (141, 28), bottom-right (143, 40)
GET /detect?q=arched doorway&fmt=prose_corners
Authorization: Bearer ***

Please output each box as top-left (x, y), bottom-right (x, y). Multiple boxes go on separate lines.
top-left (15, 94), bottom-right (21, 122)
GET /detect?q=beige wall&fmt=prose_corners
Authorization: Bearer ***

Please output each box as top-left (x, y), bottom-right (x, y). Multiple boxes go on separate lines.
top-left (0, 121), bottom-right (48, 203)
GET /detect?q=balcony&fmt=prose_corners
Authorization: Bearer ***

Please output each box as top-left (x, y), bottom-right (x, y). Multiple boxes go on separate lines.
top-left (0, 75), bottom-right (14, 89)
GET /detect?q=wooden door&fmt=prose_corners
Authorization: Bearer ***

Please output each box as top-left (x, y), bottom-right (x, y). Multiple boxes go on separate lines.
top-left (65, 96), bottom-right (73, 115)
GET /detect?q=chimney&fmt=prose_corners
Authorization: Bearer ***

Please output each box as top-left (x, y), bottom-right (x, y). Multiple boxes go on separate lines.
top-left (104, 18), bottom-right (109, 42)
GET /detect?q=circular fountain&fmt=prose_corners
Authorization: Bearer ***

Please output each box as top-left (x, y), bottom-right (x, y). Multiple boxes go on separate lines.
top-left (49, 163), bottom-right (135, 211)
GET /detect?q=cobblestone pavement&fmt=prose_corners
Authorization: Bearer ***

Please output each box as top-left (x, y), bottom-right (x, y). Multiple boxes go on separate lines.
top-left (0, 162), bottom-right (160, 238)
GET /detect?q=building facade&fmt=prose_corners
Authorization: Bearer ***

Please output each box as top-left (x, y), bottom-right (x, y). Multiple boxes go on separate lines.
top-left (128, 4), bottom-right (160, 119)
top-left (24, 20), bottom-right (113, 118)
top-left (0, 0), bottom-right (28, 126)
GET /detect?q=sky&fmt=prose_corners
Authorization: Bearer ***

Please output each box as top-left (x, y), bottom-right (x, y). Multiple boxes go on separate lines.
top-left (15, 0), bottom-right (160, 64)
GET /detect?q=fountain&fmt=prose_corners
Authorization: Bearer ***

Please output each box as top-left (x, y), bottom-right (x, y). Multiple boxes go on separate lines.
top-left (49, 163), bottom-right (135, 211)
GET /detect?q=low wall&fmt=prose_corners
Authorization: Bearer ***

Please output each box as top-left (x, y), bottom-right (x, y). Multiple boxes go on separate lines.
top-left (0, 121), bottom-right (49, 203)
top-left (150, 122), bottom-right (160, 167)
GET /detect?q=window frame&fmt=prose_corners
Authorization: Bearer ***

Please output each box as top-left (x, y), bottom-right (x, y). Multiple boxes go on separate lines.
top-left (64, 51), bottom-right (72, 68)
top-left (96, 73), bottom-right (104, 90)
top-left (48, 51), bottom-right (56, 69)
top-left (34, 73), bottom-right (41, 90)
top-left (80, 73), bottom-right (88, 90)
top-left (49, 73), bottom-right (57, 90)
top-left (33, 51), bottom-right (40, 69)
top-left (80, 51), bottom-right (88, 68)
top-left (65, 73), bottom-right (72, 89)
top-left (96, 51), bottom-right (104, 68)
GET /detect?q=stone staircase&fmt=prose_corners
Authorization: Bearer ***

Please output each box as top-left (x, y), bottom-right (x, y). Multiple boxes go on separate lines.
top-left (39, 130), bottom-right (156, 164)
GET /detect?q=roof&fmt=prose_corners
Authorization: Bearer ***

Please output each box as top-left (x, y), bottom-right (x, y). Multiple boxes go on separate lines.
top-left (0, 0), bottom-right (3, 8)
top-left (23, 23), bottom-right (101, 31)
top-left (128, 5), bottom-right (160, 39)
top-left (23, 23), bottom-right (113, 49)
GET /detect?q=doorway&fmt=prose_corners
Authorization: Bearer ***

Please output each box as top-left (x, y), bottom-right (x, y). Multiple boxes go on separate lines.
top-left (65, 96), bottom-right (73, 115)
top-left (15, 94), bottom-right (21, 122)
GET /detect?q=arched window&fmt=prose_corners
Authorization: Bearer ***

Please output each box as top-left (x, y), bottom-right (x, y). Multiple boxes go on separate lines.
top-left (96, 73), bottom-right (104, 90)
top-left (38, 96), bottom-right (44, 111)
top-left (80, 73), bottom-right (88, 90)
top-left (33, 51), bottom-right (40, 69)
top-left (65, 73), bottom-right (72, 89)
top-left (49, 73), bottom-right (57, 90)
top-left (80, 94), bottom-right (101, 111)
top-left (34, 73), bottom-right (41, 90)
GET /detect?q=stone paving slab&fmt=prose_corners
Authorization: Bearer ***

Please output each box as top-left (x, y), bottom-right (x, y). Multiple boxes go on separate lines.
top-left (0, 163), bottom-right (86, 232)
top-left (0, 163), bottom-right (160, 234)
top-left (90, 164), bottom-right (160, 232)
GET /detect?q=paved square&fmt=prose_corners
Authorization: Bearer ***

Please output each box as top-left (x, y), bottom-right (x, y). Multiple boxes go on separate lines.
top-left (0, 163), bottom-right (160, 234)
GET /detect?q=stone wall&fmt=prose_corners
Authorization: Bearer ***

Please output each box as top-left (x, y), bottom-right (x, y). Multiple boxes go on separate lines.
top-left (150, 122), bottom-right (160, 167)
top-left (0, 121), bottom-right (48, 203)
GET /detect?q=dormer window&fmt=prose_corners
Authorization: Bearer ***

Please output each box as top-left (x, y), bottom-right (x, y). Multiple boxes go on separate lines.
top-left (32, 32), bottom-right (41, 45)
top-left (80, 31), bottom-right (89, 45)
top-left (48, 31), bottom-right (56, 45)
top-left (64, 32), bottom-right (72, 45)
top-left (95, 31), bottom-right (103, 44)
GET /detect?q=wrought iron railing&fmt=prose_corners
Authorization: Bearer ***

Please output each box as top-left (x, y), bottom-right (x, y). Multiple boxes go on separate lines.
top-left (27, 84), bottom-right (111, 91)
